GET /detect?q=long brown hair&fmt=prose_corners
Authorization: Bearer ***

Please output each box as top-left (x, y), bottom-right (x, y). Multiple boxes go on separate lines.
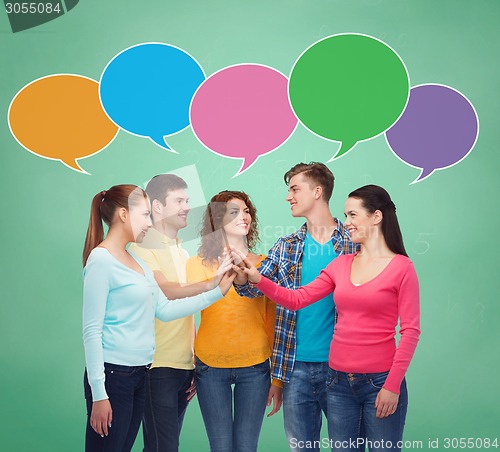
top-left (82, 184), bottom-right (148, 266)
top-left (198, 191), bottom-right (259, 265)
top-left (348, 185), bottom-right (408, 257)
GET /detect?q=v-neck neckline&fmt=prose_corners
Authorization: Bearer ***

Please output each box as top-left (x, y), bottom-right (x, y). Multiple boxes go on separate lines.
top-left (96, 247), bottom-right (146, 277)
top-left (306, 231), bottom-right (335, 247)
top-left (348, 253), bottom-right (399, 288)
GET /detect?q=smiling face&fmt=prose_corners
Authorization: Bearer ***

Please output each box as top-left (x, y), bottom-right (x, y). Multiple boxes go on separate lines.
top-left (160, 188), bottom-right (190, 232)
top-left (222, 198), bottom-right (252, 238)
top-left (128, 196), bottom-right (152, 243)
top-left (285, 173), bottom-right (321, 218)
top-left (344, 197), bottom-right (382, 243)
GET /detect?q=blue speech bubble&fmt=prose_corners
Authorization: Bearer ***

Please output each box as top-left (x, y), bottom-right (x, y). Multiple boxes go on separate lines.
top-left (99, 43), bottom-right (205, 149)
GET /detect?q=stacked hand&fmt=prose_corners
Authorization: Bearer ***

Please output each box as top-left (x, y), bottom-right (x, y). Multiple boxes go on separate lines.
top-left (216, 251), bottom-right (238, 295)
top-left (230, 249), bottom-right (261, 284)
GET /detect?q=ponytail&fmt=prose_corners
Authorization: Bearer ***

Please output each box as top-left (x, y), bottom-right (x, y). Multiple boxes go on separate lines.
top-left (82, 185), bottom-right (148, 266)
top-left (82, 191), bottom-right (106, 266)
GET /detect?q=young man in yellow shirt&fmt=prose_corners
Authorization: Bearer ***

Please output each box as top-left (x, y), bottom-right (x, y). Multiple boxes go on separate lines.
top-left (129, 174), bottom-right (207, 452)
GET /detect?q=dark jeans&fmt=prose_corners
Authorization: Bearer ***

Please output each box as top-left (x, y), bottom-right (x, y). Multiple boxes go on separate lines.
top-left (84, 363), bottom-right (148, 452)
top-left (142, 367), bottom-right (194, 452)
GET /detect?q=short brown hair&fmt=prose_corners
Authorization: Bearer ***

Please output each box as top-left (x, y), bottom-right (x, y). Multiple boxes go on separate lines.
top-left (145, 174), bottom-right (187, 205)
top-left (284, 162), bottom-right (334, 202)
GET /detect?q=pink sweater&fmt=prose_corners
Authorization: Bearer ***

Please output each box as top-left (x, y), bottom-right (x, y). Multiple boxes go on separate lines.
top-left (256, 253), bottom-right (420, 394)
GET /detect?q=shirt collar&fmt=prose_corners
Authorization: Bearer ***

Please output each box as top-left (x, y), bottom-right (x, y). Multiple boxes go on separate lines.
top-left (332, 217), bottom-right (347, 238)
top-left (141, 227), bottom-right (181, 247)
top-left (295, 218), bottom-right (345, 240)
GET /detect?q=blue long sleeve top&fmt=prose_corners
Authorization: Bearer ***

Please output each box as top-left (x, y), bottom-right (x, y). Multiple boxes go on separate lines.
top-left (83, 247), bottom-right (222, 401)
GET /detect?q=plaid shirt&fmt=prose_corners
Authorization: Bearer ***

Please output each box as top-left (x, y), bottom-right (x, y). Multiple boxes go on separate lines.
top-left (235, 219), bottom-right (358, 383)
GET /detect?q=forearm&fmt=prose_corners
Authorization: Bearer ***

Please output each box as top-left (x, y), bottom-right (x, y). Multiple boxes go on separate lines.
top-left (384, 327), bottom-right (420, 394)
top-left (233, 282), bottom-right (264, 298)
top-left (271, 378), bottom-right (284, 388)
top-left (83, 340), bottom-right (107, 401)
top-left (384, 262), bottom-right (420, 394)
top-left (155, 286), bottom-right (223, 321)
top-left (83, 309), bottom-right (107, 401)
top-left (82, 261), bottom-right (109, 402)
top-left (255, 278), bottom-right (307, 310)
top-left (158, 279), bottom-right (213, 300)
top-left (256, 274), bottom-right (333, 310)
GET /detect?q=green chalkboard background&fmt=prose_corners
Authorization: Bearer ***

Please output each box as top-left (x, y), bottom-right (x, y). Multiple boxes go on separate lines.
top-left (1, 0), bottom-right (498, 450)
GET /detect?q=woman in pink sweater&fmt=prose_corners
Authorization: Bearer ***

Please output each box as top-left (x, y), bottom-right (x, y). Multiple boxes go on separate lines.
top-left (233, 185), bottom-right (420, 452)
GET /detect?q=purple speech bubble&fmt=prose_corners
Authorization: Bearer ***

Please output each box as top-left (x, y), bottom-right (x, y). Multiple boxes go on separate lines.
top-left (190, 64), bottom-right (298, 176)
top-left (385, 84), bottom-right (479, 183)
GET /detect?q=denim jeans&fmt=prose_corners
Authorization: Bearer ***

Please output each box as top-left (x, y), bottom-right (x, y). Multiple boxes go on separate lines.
top-left (283, 361), bottom-right (330, 452)
top-left (142, 367), bottom-right (194, 452)
top-left (84, 363), bottom-right (149, 452)
top-left (195, 357), bottom-right (270, 452)
top-left (326, 370), bottom-right (408, 452)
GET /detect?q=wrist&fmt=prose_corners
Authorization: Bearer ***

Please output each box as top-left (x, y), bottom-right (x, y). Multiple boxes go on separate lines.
top-left (250, 274), bottom-right (261, 284)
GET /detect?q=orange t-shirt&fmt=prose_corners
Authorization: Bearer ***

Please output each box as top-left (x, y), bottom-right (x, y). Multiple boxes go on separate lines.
top-left (186, 255), bottom-right (276, 369)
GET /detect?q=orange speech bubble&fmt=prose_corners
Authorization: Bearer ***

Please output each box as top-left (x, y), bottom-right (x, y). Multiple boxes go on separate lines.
top-left (8, 74), bottom-right (119, 173)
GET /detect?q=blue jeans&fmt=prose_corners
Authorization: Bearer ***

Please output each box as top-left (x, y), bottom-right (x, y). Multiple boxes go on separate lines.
top-left (326, 370), bottom-right (408, 452)
top-left (84, 363), bottom-right (148, 452)
top-left (142, 367), bottom-right (194, 452)
top-left (195, 357), bottom-right (270, 452)
top-left (283, 361), bottom-right (329, 452)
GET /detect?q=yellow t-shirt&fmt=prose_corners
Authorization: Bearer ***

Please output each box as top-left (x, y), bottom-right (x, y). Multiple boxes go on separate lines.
top-left (129, 228), bottom-right (195, 370)
top-left (186, 255), bottom-right (276, 369)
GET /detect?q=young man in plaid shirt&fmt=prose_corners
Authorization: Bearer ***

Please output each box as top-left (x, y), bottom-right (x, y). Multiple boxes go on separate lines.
top-left (235, 162), bottom-right (358, 452)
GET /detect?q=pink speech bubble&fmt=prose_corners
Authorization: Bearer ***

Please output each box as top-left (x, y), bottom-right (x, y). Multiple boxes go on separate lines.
top-left (190, 64), bottom-right (298, 176)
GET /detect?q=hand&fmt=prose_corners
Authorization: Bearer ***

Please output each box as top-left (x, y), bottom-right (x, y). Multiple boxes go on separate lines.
top-left (232, 265), bottom-right (249, 285)
top-left (186, 376), bottom-right (197, 402)
top-left (375, 388), bottom-right (399, 418)
top-left (232, 267), bottom-right (248, 285)
top-left (90, 399), bottom-right (112, 437)
top-left (219, 271), bottom-right (237, 296)
top-left (213, 251), bottom-right (234, 285)
top-left (231, 249), bottom-right (261, 284)
top-left (266, 385), bottom-right (283, 417)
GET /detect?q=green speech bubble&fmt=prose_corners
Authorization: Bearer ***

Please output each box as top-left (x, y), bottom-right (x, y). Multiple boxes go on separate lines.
top-left (289, 33), bottom-right (409, 159)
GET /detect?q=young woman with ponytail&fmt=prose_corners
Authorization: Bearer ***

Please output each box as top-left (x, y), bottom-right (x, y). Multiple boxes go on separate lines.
top-left (233, 185), bottom-right (421, 452)
top-left (82, 184), bottom-right (235, 452)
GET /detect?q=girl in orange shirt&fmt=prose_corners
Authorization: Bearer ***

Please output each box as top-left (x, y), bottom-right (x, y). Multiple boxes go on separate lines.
top-left (186, 191), bottom-right (282, 452)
